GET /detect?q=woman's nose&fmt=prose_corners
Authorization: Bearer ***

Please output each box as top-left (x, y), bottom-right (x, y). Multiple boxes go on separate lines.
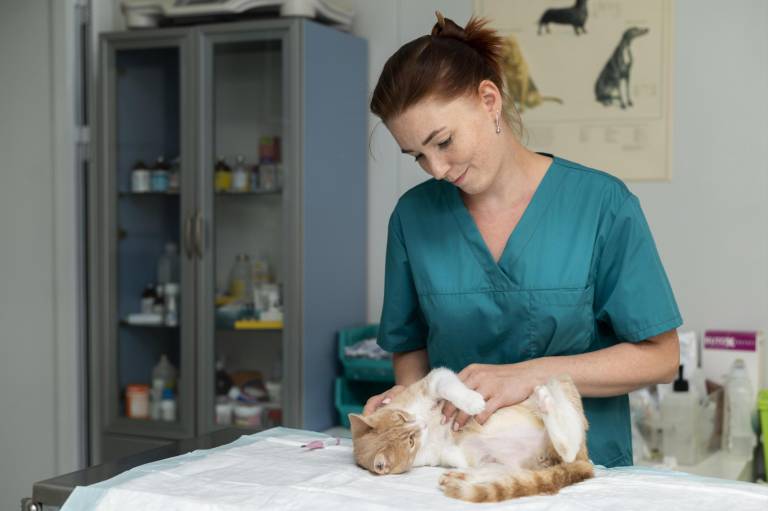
top-left (427, 157), bottom-right (451, 180)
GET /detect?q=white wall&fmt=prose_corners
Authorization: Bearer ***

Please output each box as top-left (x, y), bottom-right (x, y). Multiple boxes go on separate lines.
top-left (0, 0), bottom-right (58, 507)
top-left (356, 0), bottom-right (768, 347)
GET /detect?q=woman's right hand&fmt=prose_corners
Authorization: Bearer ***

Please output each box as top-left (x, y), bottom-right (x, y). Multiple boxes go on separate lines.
top-left (362, 385), bottom-right (406, 416)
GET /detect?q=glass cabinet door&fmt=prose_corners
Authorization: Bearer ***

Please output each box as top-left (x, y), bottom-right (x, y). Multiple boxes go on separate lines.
top-left (102, 34), bottom-right (195, 439)
top-left (198, 27), bottom-right (291, 433)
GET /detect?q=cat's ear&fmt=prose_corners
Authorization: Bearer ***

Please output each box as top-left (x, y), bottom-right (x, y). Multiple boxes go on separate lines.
top-left (348, 413), bottom-right (374, 438)
top-left (394, 411), bottom-right (411, 424)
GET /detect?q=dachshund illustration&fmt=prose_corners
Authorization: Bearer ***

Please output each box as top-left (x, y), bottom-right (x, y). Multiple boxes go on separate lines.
top-left (499, 35), bottom-right (563, 113)
top-left (538, 0), bottom-right (588, 35)
top-left (594, 27), bottom-right (649, 109)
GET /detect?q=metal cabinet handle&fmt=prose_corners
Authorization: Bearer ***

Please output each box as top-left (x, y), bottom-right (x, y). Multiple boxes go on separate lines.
top-left (183, 214), bottom-right (195, 259)
top-left (194, 210), bottom-right (204, 259)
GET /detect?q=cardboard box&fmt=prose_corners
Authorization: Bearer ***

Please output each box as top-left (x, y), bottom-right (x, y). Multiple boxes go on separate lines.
top-left (702, 330), bottom-right (765, 388)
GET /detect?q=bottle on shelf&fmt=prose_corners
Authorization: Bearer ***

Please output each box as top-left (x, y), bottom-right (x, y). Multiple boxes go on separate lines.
top-left (215, 359), bottom-right (233, 397)
top-left (141, 283), bottom-right (157, 314)
top-left (157, 242), bottom-right (180, 285)
top-left (214, 156), bottom-right (232, 192)
top-left (153, 283), bottom-right (165, 317)
top-left (723, 358), bottom-right (756, 458)
top-left (164, 283), bottom-right (179, 327)
top-left (150, 156), bottom-right (170, 192)
top-left (160, 388), bottom-right (177, 422)
top-left (228, 253), bottom-right (254, 309)
top-left (250, 163), bottom-right (260, 192)
top-left (168, 156), bottom-right (181, 193)
top-left (131, 160), bottom-right (150, 193)
top-left (151, 354), bottom-right (177, 421)
top-left (231, 154), bottom-right (249, 192)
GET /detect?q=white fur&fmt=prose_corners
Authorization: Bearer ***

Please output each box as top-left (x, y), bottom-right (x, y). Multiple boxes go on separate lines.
top-left (535, 379), bottom-right (583, 462)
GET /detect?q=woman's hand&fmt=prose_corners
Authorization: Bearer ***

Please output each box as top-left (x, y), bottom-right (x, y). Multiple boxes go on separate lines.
top-left (362, 384), bottom-right (406, 416)
top-left (441, 362), bottom-right (542, 430)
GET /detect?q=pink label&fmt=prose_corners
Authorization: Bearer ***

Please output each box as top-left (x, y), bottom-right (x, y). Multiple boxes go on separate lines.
top-left (704, 330), bottom-right (757, 352)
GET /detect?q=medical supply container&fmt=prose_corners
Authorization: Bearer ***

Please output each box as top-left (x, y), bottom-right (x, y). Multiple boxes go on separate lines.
top-left (724, 359), bottom-right (757, 458)
top-left (160, 388), bottom-right (177, 421)
top-left (334, 377), bottom-right (392, 428)
top-left (126, 384), bottom-right (150, 419)
top-left (337, 324), bottom-right (393, 382)
top-left (661, 365), bottom-right (702, 465)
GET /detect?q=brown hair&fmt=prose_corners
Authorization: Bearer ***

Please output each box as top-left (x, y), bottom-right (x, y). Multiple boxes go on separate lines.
top-left (370, 12), bottom-right (518, 133)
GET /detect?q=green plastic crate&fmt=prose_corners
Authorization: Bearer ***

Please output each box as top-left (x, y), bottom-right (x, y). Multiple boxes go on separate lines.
top-left (335, 377), bottom-right (392, 428)
top-left (759, 389), bottom-right (768, 476)
top-left (338, 324), bottom-right (395, 382)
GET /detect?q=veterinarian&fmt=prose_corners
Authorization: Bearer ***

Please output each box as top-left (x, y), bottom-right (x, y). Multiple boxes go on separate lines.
top-left (363, 13), bottom-right (681, 468)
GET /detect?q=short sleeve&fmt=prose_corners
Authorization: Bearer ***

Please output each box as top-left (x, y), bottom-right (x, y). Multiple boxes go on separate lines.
top-left (593, 195), bottom-right (682, 342)
top-left (377, 209), bottom-right (428, 353)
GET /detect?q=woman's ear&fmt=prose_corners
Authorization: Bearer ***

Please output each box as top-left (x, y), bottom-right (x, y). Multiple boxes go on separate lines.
top-left (477, 79), bottom-right (502, 115)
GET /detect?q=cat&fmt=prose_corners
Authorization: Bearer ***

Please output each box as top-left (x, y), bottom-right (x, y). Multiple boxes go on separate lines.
top-left (499, 35), bottom-right (563, 113)
top-left (349, 367), bottom-right (593, 502)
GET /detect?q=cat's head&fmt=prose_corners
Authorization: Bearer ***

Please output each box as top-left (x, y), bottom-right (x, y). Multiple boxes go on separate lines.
top-left (348, 409), bottom-right (421, 475)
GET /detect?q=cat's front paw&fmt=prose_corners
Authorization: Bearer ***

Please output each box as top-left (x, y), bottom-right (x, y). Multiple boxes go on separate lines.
top-left (456, 390), bottom-right (486, 416)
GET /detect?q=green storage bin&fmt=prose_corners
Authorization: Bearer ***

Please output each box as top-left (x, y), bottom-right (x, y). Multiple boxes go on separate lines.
top-left (335, 377), bottom-right (392, 428)
top-left (338, 324), bottom-right (395, 382)
top-left (759, 389), bottom-right (768, 476)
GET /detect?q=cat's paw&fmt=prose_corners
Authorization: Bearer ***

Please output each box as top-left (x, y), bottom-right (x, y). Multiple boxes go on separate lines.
top-left (455, 390), bottom-right (486, 416)
top-left (439, 471), bottom-right (473, 501)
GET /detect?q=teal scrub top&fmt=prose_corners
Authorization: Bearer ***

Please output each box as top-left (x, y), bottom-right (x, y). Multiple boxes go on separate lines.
top-left (377, 156), bottom-right (682, 468)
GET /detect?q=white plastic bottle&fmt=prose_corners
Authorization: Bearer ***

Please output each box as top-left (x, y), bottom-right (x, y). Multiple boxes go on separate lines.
top-left (661, 365), bottom-right (701, 465)
top-left (231, 155), bottom-right (249, 192)
top-left (723, 359), bottom-right (756, 458)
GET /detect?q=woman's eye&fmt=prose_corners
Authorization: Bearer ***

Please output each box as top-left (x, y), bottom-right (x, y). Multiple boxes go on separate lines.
top-left (438, 136), bottom-right (452, 149)
top-left (413, 154), bottom-right (423, 162)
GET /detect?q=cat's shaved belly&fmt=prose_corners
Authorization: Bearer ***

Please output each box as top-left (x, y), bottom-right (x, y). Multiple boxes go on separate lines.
top-left (458, 406), bottom-right (548, 468)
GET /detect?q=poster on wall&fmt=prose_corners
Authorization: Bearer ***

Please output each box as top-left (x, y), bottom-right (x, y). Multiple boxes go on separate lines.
top-left (474, 0), bottom-right (673, 181)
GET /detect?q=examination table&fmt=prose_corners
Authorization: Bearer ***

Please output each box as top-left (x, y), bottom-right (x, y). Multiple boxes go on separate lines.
top-left (26, 427), bottom-right (768, 511)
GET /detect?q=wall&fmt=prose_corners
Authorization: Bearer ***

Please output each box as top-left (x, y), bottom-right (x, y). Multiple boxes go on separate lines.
top-left (357, 0), bottom-right (768, 350)
top-left (0, 0), bottom-right (58, 507)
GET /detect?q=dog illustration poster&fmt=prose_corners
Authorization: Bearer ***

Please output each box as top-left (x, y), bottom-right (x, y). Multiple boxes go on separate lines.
top-left (475, 0), bottom-right (673, 180)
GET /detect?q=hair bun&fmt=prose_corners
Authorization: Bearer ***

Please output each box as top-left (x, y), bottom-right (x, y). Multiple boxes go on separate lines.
top-left (431, 11), bottom-right (467, 41)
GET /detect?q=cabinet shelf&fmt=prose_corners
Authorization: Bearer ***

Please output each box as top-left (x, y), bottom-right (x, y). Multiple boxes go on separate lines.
top-left (214, 188), bottom-right (282, 196)
top-left (119, 191), bottom-right (180, 197)
top-left (120, 319), bottom-right (178, 329)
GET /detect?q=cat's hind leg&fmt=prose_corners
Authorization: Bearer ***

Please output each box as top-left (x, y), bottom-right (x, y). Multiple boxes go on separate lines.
top-left (535, 378), bottom-right (584, 462)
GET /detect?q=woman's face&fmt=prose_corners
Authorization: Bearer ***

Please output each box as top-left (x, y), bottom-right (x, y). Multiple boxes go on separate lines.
top-left (387, 92), bottom-right (501, 195)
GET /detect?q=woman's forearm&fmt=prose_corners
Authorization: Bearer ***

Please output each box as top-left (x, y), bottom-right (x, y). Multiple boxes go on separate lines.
top-left (525, 329), bottom-right (680, 397)
top-left (393, 348), bottom-right (430, 386)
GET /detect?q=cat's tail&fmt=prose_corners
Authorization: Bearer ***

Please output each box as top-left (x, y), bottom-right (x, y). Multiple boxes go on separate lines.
top-left (439, 460), bottom-right (594, 502)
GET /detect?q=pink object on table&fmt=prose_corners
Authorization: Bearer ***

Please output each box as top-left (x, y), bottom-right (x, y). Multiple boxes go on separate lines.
top-left (301, 438), bottom-right (340, 450)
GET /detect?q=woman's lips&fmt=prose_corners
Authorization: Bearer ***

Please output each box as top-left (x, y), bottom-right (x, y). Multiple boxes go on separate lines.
top-left (453, 168), bottom-right (468, 185)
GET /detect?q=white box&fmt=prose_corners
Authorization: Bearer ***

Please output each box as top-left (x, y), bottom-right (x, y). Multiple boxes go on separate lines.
top-left (702, 330), bottom-right (765, 389)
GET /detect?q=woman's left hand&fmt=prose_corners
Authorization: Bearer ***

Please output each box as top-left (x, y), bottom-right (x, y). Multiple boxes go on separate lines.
top-left (441, 362), bottom-right (541, 430)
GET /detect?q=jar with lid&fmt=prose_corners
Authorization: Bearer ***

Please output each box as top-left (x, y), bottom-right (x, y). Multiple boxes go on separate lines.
top-left (131, 161), bottom-right (150, 192)
top-left (231, 155), bottom-right (249, 192)
top-left (150, 156), bottom-right (170, 192)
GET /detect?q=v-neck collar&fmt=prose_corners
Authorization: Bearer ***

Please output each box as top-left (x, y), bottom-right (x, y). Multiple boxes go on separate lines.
top-left (443, 155), bottom-right (564, 289)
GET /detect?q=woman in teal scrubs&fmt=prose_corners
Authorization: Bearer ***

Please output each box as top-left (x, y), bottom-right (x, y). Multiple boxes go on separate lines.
top-left (363, 14), bottom-right (682, 468)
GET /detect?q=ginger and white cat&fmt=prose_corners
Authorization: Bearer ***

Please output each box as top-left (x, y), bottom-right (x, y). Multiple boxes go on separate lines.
top-left (349, 368), bottom-right (593, 502)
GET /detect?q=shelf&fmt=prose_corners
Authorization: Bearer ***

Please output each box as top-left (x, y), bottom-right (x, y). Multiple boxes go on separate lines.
top-left (120, 319), bottom-right (178, 329)
top-left (215, 188), bottom-right (282, 196)
top-left (229, 319), bottom-right (283, 330)
top-left (119, 191), bottom-right (180, 197)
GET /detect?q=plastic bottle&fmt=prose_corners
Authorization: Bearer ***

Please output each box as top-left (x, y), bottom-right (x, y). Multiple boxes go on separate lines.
top-left (152, 354), bottom-right (177, 392)
top-left (228, 254), bottom-right (253, 305)
top-left (231, 155), bottom-right (249, 192)
top-left (724, 358), bottom-right (756, 458)
top-left (131, 160), bottom-right (150, 192)
top-left (160, 388), bottom-right (177, 421)
top-left (164, 283), bottom-right (179, 327)
top-left (150, 156), bottom-right (170, 192)
top-left (661, 365), bottom-right (701, 465)
top-left (156, 242), bottom-right (180, 285)
top-left (215, 359), bottom-right (232, 397)
top-left (141, 283), bottom-right (157, 314)
top-left (214, 156), bottom-right (232, 192)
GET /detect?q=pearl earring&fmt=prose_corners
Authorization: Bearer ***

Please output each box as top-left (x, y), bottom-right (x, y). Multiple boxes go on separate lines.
top-left (495, 112), bottom-right (501, 134)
